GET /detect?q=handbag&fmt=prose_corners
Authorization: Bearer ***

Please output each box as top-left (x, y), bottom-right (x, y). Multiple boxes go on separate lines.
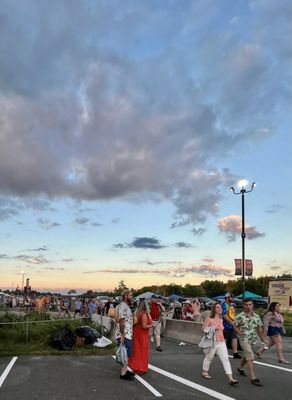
top-left (115, 342), bottom-right (128, 365)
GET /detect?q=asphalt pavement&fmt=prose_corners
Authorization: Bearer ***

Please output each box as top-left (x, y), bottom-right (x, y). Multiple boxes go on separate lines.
top-left (0, 337), bottom-right (291, 400)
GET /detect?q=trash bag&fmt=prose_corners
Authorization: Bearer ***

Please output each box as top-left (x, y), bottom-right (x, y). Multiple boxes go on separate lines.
top-left (52, 325), bottom-right (76, 351)
top-left (115, 342), bottom-right (128, 365)
top-left (75, 325), bottom-right (102, 345)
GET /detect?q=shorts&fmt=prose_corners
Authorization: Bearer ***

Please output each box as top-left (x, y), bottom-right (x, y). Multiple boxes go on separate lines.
top-left (152, 320), bottom-right (161, 336)
top-left (267, 326), bottom-right (283, 337)
top-left (239, 341), bottom-right (255, 361)
top-left (116, 338), bottom-right (133, 358)
top-left (223, 328), bottom-right (238, 341)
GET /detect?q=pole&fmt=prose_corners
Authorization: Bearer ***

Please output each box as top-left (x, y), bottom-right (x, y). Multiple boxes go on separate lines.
top-left (241, 190), bottom-right (246, 299)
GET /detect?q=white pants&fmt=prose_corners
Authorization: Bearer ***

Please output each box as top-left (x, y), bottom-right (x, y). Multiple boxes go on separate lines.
top-left (203, 341), bottom-right (232, 375)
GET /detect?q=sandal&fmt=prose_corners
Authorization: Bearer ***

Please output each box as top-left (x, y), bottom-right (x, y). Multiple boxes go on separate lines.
top-left (202, 371), bottom-right (211, 379)
top-left (278, 360), bottom-right (290, 365)
top-left (251, 378), bottom-right (263, 386)
top-left (229, 379), bottom-right (239, 385)
top-left (255, 352), bottom-right (263, 359)
top-left (237, 368), bottom-right (247, 377)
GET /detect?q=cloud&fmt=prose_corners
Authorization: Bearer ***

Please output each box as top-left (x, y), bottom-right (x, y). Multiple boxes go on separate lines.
top-left (38, 218), bottom-right (62, 230)
top-left (265, 204), bottom-right (285, 213)
top-left (84, 263), bottom-right (233, 278)
top-left (25, 246), bottom-right (48, 252)
top-left (0, 1), bottom-right (290, 231)
top-left (113, 237), bottom-right (166, 250)
top-left (15, 255), bottom-right (49, 264)
top-left (218, 215), bottom-right (265, 242)
top-left (74, 217), bottom-right (89, 225)
top-left (270, 266), bottom-right (281, 271)
top-left (202, 257), bottom-right (214, 263)
top-left (175, 242), bottom-right (194, 248)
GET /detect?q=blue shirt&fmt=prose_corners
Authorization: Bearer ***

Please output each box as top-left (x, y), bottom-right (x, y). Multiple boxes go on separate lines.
top-left (222, 301), bottom-right (235, 330)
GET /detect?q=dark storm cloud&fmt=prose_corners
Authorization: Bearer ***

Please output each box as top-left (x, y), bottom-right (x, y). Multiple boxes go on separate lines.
top-left (0, 1), bottom-right (290, 230)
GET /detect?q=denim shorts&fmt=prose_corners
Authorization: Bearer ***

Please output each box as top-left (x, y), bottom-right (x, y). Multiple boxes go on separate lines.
top-left (267, 326), bottom-right (283, 337)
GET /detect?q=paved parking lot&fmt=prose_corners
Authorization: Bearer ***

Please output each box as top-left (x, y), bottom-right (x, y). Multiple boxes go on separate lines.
top-left (1, 338), bottom-right (291, 400)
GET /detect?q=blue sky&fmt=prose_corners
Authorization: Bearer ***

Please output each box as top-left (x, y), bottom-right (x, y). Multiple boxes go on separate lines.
top-left (0, 0), bottom-right (291, 293)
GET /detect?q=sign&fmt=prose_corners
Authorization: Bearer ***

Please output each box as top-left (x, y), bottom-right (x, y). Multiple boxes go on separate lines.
top-left (268, 280), bottom-right (292, 310)
top-left (234, 259), bottom-right (253, 276)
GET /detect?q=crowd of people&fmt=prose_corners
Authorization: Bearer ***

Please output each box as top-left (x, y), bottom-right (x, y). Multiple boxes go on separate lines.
top-left (115, 290), bottom-right (290, 387)
top-left (2, 289), bottom-right (290, 387)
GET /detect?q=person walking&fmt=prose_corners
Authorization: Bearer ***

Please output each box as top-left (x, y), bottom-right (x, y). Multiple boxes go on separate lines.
top-left (222, 293), bottom-right (241, 358)
top-left (182, 300), bottom-right (193, 321)
top-left (115, 289), bottom-right (135, 381)
top-left (256, 302), bottom-right (290, 364)
top-left (74, 298), bottom-right (82, 318)
top-left (150, 295), bottom-right (165, 351)
top-left (234, 298), bottom-right (266, 386)
top-left (200, 303), bottom-right (239, 385)
top-left (128, 299), bottom-right (152, 374)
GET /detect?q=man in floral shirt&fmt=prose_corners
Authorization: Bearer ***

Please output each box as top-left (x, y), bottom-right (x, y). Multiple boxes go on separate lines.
top-left (115, 289), bottom-right (135, 381)
top-left (234, 298), bottom-right (266, 386)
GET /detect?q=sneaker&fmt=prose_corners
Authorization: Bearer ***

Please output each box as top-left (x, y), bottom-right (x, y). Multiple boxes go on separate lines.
top-left (156, 346), bottom-right (163, 352)
top-left (120, 373), bottom-right (134, 381)
top-left (233, 353), bottom-right (242, 359)
top-left (251, 378), bottom-right (263, 387)
top-left (126, 370), bottom-right (135, 377)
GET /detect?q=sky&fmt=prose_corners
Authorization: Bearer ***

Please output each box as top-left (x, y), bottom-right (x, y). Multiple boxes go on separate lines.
top-left (0, 0), bottom-right (291, 294)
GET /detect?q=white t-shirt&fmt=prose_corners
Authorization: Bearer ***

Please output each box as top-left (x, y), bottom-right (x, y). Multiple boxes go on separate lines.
top-left (115, 301), bottom-right (133, 340)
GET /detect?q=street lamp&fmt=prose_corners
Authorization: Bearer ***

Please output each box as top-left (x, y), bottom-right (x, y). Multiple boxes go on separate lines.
top-left (21, 271), bottom-right (26, 293)
top-left (230, 180), bottom-right (256, 299)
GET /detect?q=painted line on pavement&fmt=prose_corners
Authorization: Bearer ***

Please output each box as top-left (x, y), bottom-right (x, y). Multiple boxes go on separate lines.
top-left (112, 356), bottom-right (162, 397)
top-left (228, 355), bottom-right (291, 372)
top-left (148, 363), bottom-right (237, 400)
top-left (0, 357), bottom-right (18, 388)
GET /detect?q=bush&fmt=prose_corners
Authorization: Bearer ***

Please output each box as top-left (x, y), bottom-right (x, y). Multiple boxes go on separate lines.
top-left (0, 312), bottom-right (115, 356)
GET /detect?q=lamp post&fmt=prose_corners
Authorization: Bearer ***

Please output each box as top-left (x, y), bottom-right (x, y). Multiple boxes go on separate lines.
top-left (230, 180), bottom-right (256, 299)
top-left (21, 271), bottom-right (26, 293)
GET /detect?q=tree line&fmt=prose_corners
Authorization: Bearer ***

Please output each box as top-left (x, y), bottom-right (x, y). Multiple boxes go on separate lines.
top-left (83, 274), bottom-right (292, 299)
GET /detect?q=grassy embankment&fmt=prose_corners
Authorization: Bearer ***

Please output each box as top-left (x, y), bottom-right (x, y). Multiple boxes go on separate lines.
top-left (0, 310), bottom-right (115, 357)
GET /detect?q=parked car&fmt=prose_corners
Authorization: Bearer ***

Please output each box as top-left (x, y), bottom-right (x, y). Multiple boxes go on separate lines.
top-left (233, 297), bottom-right (243, 308)
top-left (253, 297), bottom-right (268, 308)
top-left (198, 297), bottom-right (216, 310)
top-left (96, 296), bottom-right (109, 304)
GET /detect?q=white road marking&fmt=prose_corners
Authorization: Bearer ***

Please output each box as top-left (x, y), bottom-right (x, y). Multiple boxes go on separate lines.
top-left (148, 363), bottom-right (237, 400)
top-left (0, 357), bottom-right (18, 388)
top-left (112, 356), bottom-right (162, 397)
top-left (228, 355), bottom-right (291, 372)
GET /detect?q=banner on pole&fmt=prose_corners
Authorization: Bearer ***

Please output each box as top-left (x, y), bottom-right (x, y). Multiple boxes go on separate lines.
top-left (234, 259), bottom-right (253, 276)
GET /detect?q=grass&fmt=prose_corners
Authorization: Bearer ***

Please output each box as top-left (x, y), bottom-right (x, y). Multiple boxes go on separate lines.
top-left (0, 310), bottom-right (116, 357)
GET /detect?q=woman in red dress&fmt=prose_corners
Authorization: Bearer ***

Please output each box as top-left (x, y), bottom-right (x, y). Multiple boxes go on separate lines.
top-left (128, 299), bottom-right (152, 374)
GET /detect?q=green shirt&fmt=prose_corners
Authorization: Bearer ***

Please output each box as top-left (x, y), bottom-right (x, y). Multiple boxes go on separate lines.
top-left (234, 311), bottom-right (262, 344)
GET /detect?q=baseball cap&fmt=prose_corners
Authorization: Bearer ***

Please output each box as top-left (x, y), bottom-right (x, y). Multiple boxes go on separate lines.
top-left (224, 292), bottom-right (233, 298)
top-left (183, 299), bottom-right (191, 304)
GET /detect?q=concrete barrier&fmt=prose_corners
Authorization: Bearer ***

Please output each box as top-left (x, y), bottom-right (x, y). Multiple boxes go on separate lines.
top-left (162, 318), bottom-right (204, 345)
top-left (92, 315), bottom-right (116, 341)
top-left (92, 314), bottom-right (207, 345)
